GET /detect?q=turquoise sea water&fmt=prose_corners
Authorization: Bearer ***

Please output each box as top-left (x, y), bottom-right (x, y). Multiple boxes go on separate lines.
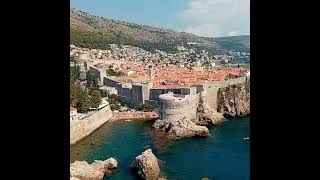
top-left (70, 117), bottom-right (250, 180)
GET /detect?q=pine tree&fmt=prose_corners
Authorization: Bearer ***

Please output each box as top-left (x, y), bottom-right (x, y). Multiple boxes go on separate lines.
top-left (90, 89), bottom-right (102, 108)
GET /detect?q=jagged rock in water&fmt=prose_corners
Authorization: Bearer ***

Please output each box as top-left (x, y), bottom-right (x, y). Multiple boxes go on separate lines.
top-left (217, 80), bottom-right (250, 117)
top-left (131, 149), bottom-right (160, 180)
top-left (91, 157), bottom-right (118, 176)
top-left (153, 118), bottom-right (210, 139)
top-left (70, 161), bottom-right (104, 180)
top-left (70, 157), bottom-right (118, 180)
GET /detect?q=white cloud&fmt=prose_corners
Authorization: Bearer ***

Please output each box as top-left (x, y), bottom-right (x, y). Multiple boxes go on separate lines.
top-left (178, 0), bottom-right (250, 37)
top-left (184, 24), bottom-right (220, 37)
top-left (228, 31), bottom-right (239, 36)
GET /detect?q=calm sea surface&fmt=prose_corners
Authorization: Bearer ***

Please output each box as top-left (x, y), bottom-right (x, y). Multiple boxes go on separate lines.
top-left (70, 116), bottom-right (250, 180)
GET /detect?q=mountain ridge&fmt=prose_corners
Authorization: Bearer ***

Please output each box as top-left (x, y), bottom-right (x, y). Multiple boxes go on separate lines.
top-left (70, 8), bottom-right (249, 54)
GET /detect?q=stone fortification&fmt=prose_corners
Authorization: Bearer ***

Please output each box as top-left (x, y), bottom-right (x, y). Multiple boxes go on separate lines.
top-left (70, 105), bottom-right (113, 145)
top-left (154, 77), bottom-right (249, 139)
top-left (103, 77), bottom-right (151, 106)
top-left (159, 92), bottom-right (200, 121)
top-left (158, 77), bottom-right (248, 123)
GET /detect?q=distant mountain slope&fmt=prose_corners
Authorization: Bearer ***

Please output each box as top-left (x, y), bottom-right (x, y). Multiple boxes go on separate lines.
top-left (206, 36), bottom-right (250, 52)
top-left (70, 8), bottom-right (249, 54)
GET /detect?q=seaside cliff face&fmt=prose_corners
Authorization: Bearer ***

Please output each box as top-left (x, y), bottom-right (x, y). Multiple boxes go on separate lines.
top-left (217, 79), bottom-right (250, 117)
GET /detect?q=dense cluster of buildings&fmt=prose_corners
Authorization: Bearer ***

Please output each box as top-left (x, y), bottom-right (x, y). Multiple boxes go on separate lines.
top-left (70, 43), bottom-right (249, 71)
top-left (70, 44), bottom-right (250, 108)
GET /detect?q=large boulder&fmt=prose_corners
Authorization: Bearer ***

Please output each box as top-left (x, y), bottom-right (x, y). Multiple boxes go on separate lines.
top-left (91, 157), bottom-right (118, 176)
top-left (70, 157), bottom-right (118, 180)
top-left (153, 118), bottom-right (210, 139)
top-left (131, 149), bottom-right (160, 180)
top-left (70, 161), bottom-right (104, 180)
top-left (70, 177), bottom-right (81, 180)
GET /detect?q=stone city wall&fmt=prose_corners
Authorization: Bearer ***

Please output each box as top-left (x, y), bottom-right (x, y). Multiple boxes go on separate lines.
top-left (104, 77), bottom-right (152, 106)
top-left (159, 77), bottom-right (248, 121)
top-left (202, 77), bottom-right (247, 111)
top-left (89, 66), bottom-right (106, 83)
top-left (70, 105), bottom-right (113, 145)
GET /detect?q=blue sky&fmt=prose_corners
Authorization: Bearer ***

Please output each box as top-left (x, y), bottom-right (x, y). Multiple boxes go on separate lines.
top-left (70, 0), bottom-right (250, 37)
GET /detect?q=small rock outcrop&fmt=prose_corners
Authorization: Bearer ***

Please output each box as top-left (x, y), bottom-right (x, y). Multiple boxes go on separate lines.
top-left (217, 80), bottom-right (250, 117)
top-left (70, 161), bottom-right (104, 180)
top-left (131, 149), bottom-right (160, 180)
top-left (91, 157), bottom-right (118, 176)
top-left (153, 118), bottom-right (210, 139)
top-left (70, 157), bottom-right (118, 180)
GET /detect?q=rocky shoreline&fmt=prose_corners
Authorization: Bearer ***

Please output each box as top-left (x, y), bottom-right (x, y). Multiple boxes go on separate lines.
top-left (153, 118), bottom-right (210, 139)
top-left (70, 157), bottom-right (118, 180)
top-left (152, 80), bottom-right (250, 140)
top-left (70, 80), bottom-right (250, 179)
top-left (70, 149), bottom-right (166, 180)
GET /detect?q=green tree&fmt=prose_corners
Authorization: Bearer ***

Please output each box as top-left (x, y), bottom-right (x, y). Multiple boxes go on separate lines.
top-left (136, 102), bottom-right (155, 112)
top-left (86, 73), bottom-right (98, 88)
top-left (77, 89), bottom-right (91, 112)
top-left (70, 66), bottom-right (80, 81)
top-left (109, 103), bottom-right (121, 111)
top-left (90, 89), bottom-right (102, 108)
top-left (106, 94), bottom-right (127, 110)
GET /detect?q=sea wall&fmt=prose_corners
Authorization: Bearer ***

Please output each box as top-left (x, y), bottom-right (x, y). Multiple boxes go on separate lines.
top-left (70, 105), bottom-right (113, 145)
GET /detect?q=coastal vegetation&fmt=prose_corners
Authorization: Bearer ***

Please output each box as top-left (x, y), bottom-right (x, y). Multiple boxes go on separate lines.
top-left (89, 89), bottom-right (102, 108)
top-left (136, 102), bottom-right (155, 112)
top-left (70, 81), bottom-right (102, 112)
top-left (106, 94), bottom-right (156, 112)
top-left (70, 67), bottom-right (102, 112)
top-left (107, 94), bottom-right (128, 110)
top-left (70, 66), bottom-right (80, 81)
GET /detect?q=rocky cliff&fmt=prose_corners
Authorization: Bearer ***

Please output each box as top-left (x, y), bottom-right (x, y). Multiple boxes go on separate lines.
top-left (217, 79), bottom-right (250, 117)
top-left (196, 98), bottom-right (225, 127)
